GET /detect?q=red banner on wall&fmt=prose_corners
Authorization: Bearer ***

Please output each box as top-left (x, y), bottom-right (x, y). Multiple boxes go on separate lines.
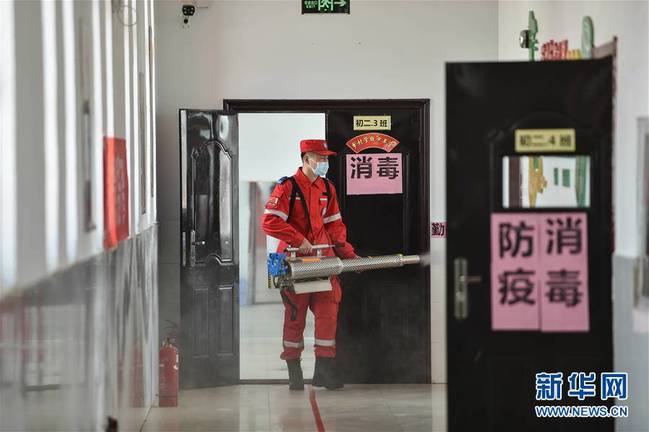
top-left (345, 133), bottom-right (400, 153)
top-left (104, 137), bottom-right (129, 249)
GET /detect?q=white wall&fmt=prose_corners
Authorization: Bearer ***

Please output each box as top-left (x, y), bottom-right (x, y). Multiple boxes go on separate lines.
top-left (155, 0), bottom-right (500, 383)
top-left (0, 0), bottom-right (158, 295)
top-left (0, 0), bottom-right (17, 292)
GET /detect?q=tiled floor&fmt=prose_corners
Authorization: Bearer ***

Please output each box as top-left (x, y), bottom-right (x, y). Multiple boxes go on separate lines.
top-left (240, 303), bottom-right (316, 379)
top-left (142, 384), bottom-right (447, 432)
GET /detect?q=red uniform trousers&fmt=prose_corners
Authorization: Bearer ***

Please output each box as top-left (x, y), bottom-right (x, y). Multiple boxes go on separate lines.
top-left (280, 276), bottom-right (342, 359)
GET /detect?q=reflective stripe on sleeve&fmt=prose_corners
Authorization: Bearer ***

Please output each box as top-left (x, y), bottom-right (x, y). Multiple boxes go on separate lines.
top-left (283, 339), bottom-right (304, 348)
top-left (314, 338), bottom-right (336, 347)
top-left (323, 213), bottom-right (342, 224)
top-left (264, 209), bottom-right (289, 221)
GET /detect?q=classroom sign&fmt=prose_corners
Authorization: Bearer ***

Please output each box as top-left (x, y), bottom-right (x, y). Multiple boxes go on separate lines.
top-left (491, 213), bottom-right (589, 332)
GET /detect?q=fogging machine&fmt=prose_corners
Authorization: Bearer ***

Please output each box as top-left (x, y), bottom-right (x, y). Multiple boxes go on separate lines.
top-left (267, 244), bottom-right (420, 294)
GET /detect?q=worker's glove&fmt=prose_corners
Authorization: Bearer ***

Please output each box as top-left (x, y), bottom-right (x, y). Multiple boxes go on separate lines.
top-left (298, 238), bottom-right (313, 254)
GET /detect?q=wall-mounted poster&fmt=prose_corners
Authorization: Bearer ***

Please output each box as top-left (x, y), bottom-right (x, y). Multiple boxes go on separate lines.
top-left (104, 137), bottom-right (129, 249)
top-left (346, 153), bottom-right (402, 195)
top-left (491, 212), bottom-right (589, 332)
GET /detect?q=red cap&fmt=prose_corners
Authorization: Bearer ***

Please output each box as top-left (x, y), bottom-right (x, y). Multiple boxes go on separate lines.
top-left (300, 139), bottom-right (336, 156)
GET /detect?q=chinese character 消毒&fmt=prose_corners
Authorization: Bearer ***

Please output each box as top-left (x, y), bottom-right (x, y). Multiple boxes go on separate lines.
top-left (377, 156), bottom-right (399, 179)
top-left (499, 221), bottom-right (535, 258)
top-left (567, 372), bottom-right (597, 400)
top-left (499, 268), bottom-right (536, 305)
top-left (350, 156), bottom-right (373, 179)
top-left (601, 373), bottom-right (628, 401)
top-left (536, 372), bottom-right (563, 401)
top-left (546, 216), bottom-right (583, 255)
top-left (546, 269), bottom-right (582, 307)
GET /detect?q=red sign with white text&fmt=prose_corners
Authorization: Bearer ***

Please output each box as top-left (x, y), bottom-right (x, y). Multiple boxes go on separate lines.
top-left (104, 137), bottom-right (129, 249)
top-left (345, 133), bottom-right (400, 153)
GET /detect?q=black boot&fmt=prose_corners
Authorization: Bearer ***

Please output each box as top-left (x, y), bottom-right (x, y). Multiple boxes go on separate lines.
top-left (312, 357), bottom-right (344, 390)
top-left (286, 359), bottom-right (304, 390)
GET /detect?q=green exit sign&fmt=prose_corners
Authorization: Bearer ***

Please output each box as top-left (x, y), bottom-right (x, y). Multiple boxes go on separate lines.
top-left (302, 0), bottom-right (350, 14)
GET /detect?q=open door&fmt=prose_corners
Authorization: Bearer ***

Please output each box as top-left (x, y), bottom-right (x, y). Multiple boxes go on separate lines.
top-left (179, 109), bottom-right (239, 388)
top-left (446, 60), bottom-right (613, 431)
top-left (327, 102), bottom-right (431, 383)
top-left (223, 99), bottom-right (431, 384)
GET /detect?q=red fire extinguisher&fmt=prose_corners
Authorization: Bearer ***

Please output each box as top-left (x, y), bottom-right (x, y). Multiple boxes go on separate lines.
top-left (159, 338), bottom-right (179, 407)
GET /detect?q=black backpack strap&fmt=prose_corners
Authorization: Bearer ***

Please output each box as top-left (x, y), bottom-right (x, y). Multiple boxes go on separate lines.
top-left (286, 179), bottom-right (297, 223)
top-left (286, 177), bottom-right (312, 235)
top-left (323, 178), bottom-right (332, 214)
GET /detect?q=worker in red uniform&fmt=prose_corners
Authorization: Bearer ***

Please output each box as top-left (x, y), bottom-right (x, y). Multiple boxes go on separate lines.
top-left (262, 139), bottom-right (357, 391)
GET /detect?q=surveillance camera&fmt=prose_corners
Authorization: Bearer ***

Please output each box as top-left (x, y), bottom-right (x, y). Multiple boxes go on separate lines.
top-left (519, 30), bottom-right (530, 49)
top-left (182, 4), bottom-right (195, 17)
top-left (182, 4), bottom-right (194, 27)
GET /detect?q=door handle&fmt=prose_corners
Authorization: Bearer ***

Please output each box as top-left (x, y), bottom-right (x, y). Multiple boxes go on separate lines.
top-left (454, 257), bottom-right (482, 321)
top-left (189, 230), bottom-right (197, 267)
top-left (182, 232), bottom-right (187, 267)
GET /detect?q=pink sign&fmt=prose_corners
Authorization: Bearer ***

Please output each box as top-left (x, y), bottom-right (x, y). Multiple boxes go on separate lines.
top-left (539, 213), bottom-right (589, 332)
top-left (491, 212), bottom-right (589, 332)
top-left (491, 214), bottom-right (540, 330)
top-left (346, 153), bottom-right (402, 195)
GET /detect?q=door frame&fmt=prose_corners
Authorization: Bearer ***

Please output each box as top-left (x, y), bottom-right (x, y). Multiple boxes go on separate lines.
top-left (225, 99), bottom-right (432, 383)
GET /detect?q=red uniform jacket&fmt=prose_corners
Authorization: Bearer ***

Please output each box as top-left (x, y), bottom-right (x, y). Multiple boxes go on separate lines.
top-left (262, 168), bottom-right (356, 285)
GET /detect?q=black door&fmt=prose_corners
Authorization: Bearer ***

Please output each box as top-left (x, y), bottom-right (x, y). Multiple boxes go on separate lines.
top-left (179, 109), bottom-right (239, 388)
top-left (327, 102), bottom-right (431, 383)
top-left (447, 60), bottom-right (613, 431)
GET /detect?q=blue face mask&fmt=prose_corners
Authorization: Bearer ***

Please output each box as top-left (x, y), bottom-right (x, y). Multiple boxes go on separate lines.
top-left (314, 161), bottom-right (329, 177)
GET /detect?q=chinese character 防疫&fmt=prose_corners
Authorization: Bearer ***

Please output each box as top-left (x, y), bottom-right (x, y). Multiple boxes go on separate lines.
top-left (499, 268), bottom-right (536, 305)
top-left (499, 221), bottom-right (535, 258)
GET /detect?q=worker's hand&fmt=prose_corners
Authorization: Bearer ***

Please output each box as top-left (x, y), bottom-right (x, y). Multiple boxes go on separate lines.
top-left (298, 239), bottom-right (313, 254)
